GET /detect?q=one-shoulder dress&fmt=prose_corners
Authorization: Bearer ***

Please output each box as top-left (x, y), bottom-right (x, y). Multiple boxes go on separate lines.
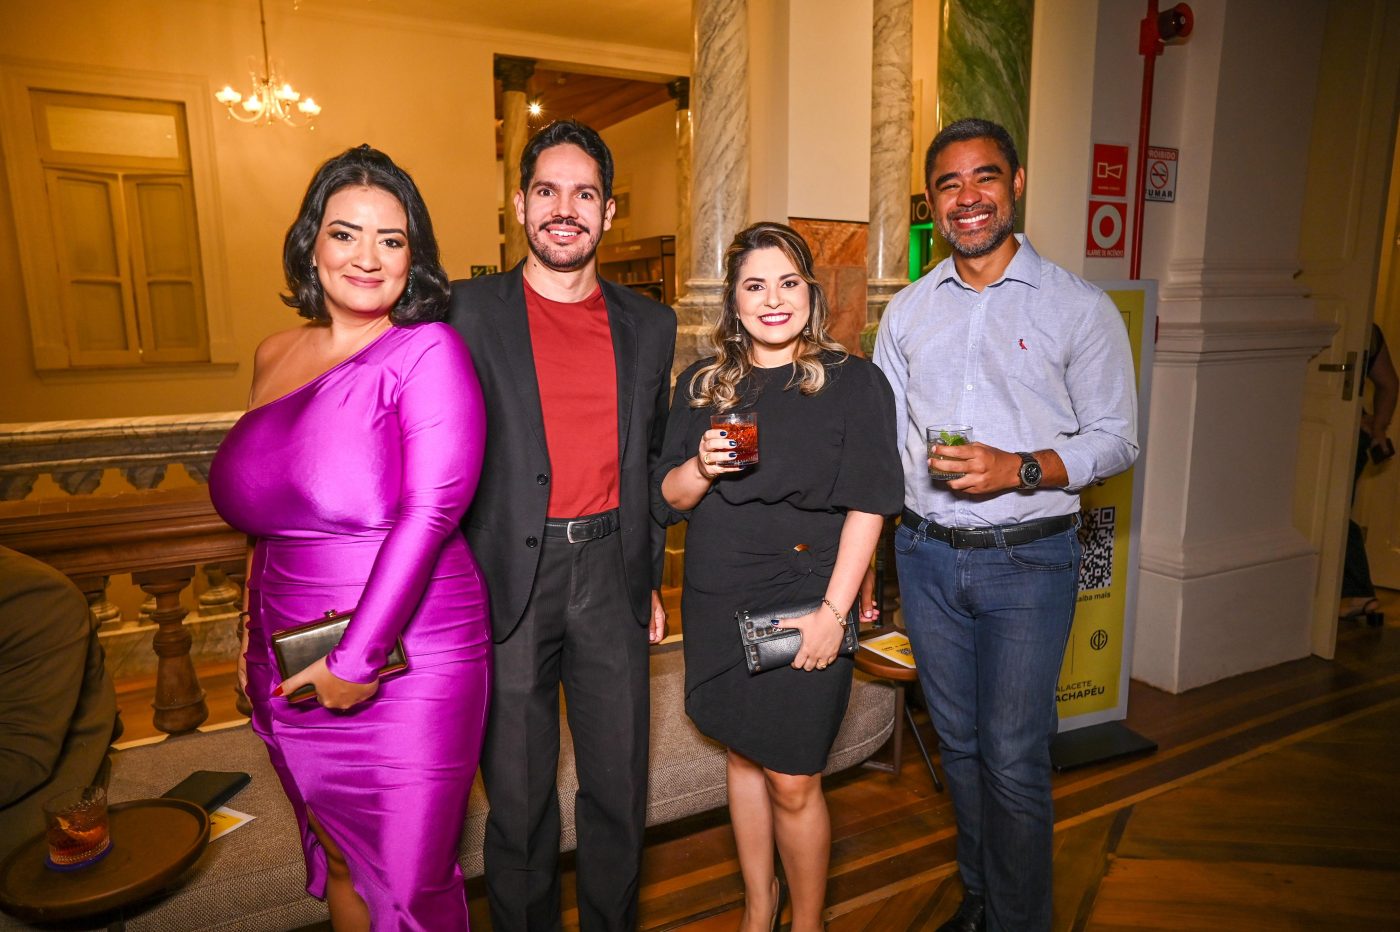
top-left (652, 354), bottom-right (903, 775)
top-left (210, 322), bottom-right (490, 930)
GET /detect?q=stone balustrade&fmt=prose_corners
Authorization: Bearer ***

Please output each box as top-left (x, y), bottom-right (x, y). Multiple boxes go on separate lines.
top-left (0, 412), bottom-right (241, 501)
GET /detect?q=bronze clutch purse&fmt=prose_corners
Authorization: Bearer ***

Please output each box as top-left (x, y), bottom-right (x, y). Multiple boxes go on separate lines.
top-left (269, 608), bottom-right (407, 703)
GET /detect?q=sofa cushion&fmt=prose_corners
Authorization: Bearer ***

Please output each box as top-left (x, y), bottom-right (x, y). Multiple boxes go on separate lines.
top-left (0, 645), bottom-right (893, 931)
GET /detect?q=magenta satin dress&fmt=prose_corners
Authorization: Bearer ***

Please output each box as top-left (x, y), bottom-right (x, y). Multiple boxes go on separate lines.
top-left (210, 322), bottom-right (489, 930)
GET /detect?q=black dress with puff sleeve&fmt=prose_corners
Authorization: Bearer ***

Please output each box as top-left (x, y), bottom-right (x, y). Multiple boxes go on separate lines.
top-left (652, 352), bottom-right (902, 774)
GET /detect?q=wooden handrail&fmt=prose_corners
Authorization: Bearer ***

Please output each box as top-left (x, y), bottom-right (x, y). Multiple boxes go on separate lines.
top-left (0, 486), bottom-right (246, 735)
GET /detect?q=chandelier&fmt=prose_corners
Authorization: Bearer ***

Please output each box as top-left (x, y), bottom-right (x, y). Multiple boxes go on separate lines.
top-left (214, 0), bottom-right (320, 127)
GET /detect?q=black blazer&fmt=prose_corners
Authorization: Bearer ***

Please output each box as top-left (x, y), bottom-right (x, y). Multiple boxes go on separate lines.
top-left (447, 263), bottom-right (677, 642)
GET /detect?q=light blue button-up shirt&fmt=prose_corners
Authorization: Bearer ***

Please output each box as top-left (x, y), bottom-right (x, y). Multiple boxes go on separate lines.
top-left (872, 235), bottom-right (1138, 528)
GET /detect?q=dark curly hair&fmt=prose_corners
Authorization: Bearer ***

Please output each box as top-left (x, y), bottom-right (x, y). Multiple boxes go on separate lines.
top-left (923, 118), bottom-right (1021, 190)
top-left (281, 144), bottom-right (449, 324)
top-left (520, 119), bottom-right (614, 203)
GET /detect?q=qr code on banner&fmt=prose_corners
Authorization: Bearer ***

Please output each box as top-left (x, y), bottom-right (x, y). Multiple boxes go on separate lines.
top-left (1077, 506), bottom-right (1116, 592)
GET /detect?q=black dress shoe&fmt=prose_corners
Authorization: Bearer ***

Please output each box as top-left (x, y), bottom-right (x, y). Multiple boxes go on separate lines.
top-left (936, 894), bottom-right (986, 932)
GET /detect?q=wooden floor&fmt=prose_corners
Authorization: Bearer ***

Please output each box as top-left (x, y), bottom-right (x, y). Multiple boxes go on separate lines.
top-left (115, 599), bottom-right (1400, 931)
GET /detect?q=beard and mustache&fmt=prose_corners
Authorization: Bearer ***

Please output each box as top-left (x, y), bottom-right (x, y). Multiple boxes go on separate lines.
top-left (525, 218), bottom-right (597, 272)
top-left (936, 201), bottom-right (1017, 259)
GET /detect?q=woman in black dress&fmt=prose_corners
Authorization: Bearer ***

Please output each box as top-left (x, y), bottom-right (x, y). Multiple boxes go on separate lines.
top-left (654, 222), bottom-right (902, 931)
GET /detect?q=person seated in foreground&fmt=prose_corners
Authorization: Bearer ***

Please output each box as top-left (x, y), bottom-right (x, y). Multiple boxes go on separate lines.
top-left (0, 545), bottom-right (120, 857)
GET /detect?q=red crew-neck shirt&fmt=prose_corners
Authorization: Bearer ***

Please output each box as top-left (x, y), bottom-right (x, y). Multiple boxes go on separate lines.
top-left (524, 279), bottom-right (620, 518)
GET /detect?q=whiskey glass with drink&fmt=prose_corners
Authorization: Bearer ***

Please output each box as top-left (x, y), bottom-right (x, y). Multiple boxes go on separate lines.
top-left (711, 411), bottom-right (759, 467)
top-left (43, 785), bottom-right (112, 871)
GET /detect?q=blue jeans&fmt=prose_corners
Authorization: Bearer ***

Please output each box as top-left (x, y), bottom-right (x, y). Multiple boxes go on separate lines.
top-left (894, 519), bottom-right (1081, 932)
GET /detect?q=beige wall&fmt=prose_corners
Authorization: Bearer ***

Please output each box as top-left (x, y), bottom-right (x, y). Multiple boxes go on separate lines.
top-left (0, 0), bottom-right (684, 422)
top-left (910, 0), bottom-right (940, 195)
top-left (600, 101), bottom-right (681, 243)
top-left (745, 0), bottom-right (874, 225)
top-left (785, 0), bottom-right (873, 222)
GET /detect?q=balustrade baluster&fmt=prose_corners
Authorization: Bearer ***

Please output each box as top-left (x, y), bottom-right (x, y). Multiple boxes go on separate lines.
top-left (197, 561), bottom-right (242, 616)
top-left (53, 469), bottom-right (104, 496)
top-left (71, 574), bottom-right (124, 631)
top-left (0, 474), bottom-right (37, 501)
top-left (132, 566), bottom-right (209, 735)
top-left (123, 464), bottom-right (168, 490)
top-left (226, 561), bottom-right (252, 717)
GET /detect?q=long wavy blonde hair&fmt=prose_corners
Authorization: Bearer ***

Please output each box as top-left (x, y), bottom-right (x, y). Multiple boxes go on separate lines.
top-left (687, 222), bottom-right (847, 411)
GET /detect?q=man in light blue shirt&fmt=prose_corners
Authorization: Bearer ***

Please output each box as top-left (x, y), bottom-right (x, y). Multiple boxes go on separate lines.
top-left (873, 119), bottom-right (1138, 932)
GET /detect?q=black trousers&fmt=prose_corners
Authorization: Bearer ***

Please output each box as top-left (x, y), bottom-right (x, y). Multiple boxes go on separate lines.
top-left (480, 531), bottom-right (651, 931)
top-left (1343, 430), bottom-right (1377, 599)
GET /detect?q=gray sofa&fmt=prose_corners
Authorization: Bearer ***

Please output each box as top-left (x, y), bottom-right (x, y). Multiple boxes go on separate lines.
top-left (0, 644), bottom-right (894, 932)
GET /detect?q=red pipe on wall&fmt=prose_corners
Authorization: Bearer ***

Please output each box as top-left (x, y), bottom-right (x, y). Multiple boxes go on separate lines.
top-left (1130, 1), bottom-right (1193, 280)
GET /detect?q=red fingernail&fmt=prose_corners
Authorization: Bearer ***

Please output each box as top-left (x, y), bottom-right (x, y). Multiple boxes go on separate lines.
top-left (272, 685), bottom-right (284, 697)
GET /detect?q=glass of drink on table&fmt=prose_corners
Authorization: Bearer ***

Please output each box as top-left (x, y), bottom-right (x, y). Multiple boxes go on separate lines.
top-left (43, 785), bottom-right (112, 871)
top-left (927, 424), bottom-right (973, 481)
top-left (712, 411), bottom-right (759, 467)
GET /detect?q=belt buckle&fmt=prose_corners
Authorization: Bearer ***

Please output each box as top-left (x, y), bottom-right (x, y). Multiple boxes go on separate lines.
top-left (566, 519), bottom-right (588, 544)
top-left (948, 527), bottom-right (968, 549)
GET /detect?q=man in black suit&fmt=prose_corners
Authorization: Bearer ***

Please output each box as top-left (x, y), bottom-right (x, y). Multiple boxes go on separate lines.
top-left (448, 120), bottom-right (675, 931)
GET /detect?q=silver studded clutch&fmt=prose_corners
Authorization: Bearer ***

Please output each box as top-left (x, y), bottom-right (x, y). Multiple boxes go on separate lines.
top-left (736, 601), bottom-right (857, 675)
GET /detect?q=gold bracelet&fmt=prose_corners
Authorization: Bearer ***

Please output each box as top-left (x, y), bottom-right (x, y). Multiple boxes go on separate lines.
top-left (821, 598), bottom-right (846, 626)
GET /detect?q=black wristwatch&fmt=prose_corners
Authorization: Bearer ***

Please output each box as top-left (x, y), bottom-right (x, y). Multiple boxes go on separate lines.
top-left (1016, 452), bottom-right (1043, 490)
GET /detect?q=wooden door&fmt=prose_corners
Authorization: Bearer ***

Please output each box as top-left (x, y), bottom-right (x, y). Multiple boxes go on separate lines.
top-left (1293, 0), bottom-right (1400, 658)
top-left (1358, 131), bottom-right (1400, 586)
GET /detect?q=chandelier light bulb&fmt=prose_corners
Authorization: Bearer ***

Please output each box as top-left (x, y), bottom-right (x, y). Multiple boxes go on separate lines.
top-left (214, 0), bottom-right (320, 128)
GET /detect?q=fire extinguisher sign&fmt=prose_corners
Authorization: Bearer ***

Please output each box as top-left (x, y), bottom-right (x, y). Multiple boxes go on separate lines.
top-left (1144, 146), bottom-right (1178, 202)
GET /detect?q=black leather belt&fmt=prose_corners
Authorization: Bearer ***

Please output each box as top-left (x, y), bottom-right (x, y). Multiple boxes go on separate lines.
top-left (543, 508), bottom-right (620, 544)
top-left (900, 507), bottom-right (1076, 549)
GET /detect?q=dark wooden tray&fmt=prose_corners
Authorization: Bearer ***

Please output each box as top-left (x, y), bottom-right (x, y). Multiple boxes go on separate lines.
top-left (0, 798), bottom-right (210, 923)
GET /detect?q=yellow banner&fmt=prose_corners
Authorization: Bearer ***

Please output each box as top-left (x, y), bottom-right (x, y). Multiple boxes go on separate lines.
top-left (1056, 287), bottom-right (1147, 720)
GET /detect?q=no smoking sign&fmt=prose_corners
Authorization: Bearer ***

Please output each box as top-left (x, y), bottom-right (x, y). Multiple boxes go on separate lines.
top-left (1144, 146), bottom-right (1178, 202)
top-left (1085, 201), bottom-right (1125, 258)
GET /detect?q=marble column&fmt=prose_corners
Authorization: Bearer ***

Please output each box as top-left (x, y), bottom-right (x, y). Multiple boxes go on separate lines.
top-left (668, 78), bottom-right (692, 302)
top-left (937, 0), bottom-right (1033, 261)
top-left (675, 0), bottom-right (749, 370)
top-left (866, 0), bottom-right (914, 342)
top-left (497, 56), bottom-right (535, 270)
top-left (938, 0), bottom-right (1033, 154)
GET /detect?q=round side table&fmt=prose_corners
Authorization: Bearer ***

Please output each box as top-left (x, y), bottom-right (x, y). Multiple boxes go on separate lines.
top-left (855, 628), bottom-right (943, 791)
top-left (0, 798), bottom-right (209, 924)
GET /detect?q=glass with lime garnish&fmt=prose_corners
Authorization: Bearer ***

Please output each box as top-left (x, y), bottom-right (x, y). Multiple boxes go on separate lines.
top-left (926, 424), bottom-right (973, 480)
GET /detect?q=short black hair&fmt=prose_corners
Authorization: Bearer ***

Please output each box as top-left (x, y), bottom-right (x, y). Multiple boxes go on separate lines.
top-left (281, 144), bottom-right (449, 324)
top-left (924, 118), bottom-right (1021, 189)
top-left (520, 119), bottom-right (615, 203)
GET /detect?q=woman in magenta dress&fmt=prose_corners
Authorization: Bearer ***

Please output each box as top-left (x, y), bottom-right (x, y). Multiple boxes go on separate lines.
top-left (210, 145), bottom-right (488, 931)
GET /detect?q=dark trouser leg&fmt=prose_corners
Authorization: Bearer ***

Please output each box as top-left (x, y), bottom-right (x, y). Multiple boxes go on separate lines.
top-left (560, 533), bottom-right (650, 931)
top-left (1342, 518), bottom-right (1377, 599)
top-left (480, 541), bottom-right (569, 932)
top-left (1343, 431), bottom-right (1376, 599)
